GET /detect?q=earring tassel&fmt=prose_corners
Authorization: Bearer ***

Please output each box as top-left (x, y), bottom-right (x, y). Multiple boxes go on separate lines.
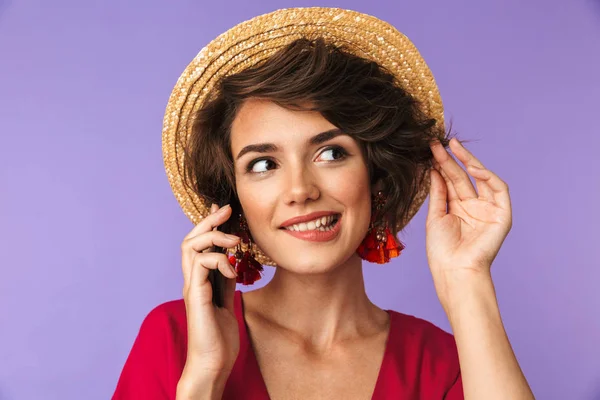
top-left (357, 227), bottom-right (405, 264)
top-left (383, 227), bottom-right (405, 259)
top-left (229, 250), bottom-right (263, 285)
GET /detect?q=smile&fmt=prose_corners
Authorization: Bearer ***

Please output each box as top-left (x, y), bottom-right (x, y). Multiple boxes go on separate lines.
top-left (280, 214), bottom-right (342, 242)
top-left (283, 214), bottom-right (339, 232)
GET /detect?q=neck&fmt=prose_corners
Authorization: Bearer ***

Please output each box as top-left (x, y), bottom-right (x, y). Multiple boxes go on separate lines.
top-left (245, 254), bottom-right (388, 354)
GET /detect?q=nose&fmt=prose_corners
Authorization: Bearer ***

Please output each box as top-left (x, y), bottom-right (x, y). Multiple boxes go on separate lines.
top-left (281, 164), bottom-right (320, 205)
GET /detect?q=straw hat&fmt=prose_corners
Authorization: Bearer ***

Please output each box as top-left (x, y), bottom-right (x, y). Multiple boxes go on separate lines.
top-left (162, 7), bottom-right (444, 266)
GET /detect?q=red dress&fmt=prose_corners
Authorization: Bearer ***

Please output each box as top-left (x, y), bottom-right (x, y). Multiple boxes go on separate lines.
top-left (113, 290), bottom-right (463, 399)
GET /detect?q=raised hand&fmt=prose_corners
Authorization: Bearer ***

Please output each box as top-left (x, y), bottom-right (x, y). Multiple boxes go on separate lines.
top-left (177, 203), bottom-right (241, 398)
top-left (426, 138), bottom-right (512, 301)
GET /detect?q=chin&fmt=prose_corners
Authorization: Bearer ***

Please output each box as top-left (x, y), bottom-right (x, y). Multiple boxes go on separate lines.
top-left (267, 242), bottom-right (360, 275)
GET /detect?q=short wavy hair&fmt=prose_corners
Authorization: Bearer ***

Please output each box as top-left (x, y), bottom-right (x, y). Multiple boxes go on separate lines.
top-left (183, 37), bottom-right (455, 236)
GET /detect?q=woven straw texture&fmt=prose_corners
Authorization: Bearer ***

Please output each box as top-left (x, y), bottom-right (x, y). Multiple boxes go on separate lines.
top-left (162, 7), bottom-right (445, 266)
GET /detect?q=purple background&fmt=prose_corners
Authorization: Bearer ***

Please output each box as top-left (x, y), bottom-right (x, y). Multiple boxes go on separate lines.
top-left (1, 0), bottom-right (599, 399)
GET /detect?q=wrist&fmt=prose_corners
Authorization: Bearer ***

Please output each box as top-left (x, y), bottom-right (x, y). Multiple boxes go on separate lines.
top-left (432, 268), bottom-right (496, 317)
top-left (177, 370), bottom-right (229, 400)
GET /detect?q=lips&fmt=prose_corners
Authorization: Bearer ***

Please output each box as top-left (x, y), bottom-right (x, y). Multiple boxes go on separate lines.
top-left (279, 211), bottom-right (340, 229)
top-left (281, 214), bottom-right (342, 242)
top-left (282, 214), bottom-right (338, 232)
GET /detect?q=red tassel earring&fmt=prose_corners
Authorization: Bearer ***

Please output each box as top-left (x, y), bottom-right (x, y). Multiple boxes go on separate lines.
top-left (356, 191), bottom-right (406, 264)
top-left (228, 213), bottom-right (264, 285)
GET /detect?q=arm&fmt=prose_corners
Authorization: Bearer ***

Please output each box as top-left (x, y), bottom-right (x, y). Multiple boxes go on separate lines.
top-left (426, 138), bottom-right (534, 399)
top-left (439, 271), bottom-right (534, 400)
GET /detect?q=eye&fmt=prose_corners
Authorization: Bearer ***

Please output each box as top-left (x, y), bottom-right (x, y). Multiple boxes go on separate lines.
top-left (316, 146), bottom-right (348, 162)
top-left (247, 158), bottom-right (276, 174)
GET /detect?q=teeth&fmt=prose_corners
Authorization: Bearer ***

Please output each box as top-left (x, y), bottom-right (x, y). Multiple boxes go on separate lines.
top-left (285, 215), bottom-right (338, 232)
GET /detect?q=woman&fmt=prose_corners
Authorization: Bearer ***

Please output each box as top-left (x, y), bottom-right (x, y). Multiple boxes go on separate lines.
top-left (113, 7), bottom-right (534, 400)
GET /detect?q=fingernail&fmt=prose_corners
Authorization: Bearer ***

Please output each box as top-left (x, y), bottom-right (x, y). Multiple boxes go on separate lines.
top-left (229, 264), bottom-right (238, 277)
top-left (217, 204), bottom-right (231, 214)
top-left (225, 234), bottom-right (239, 241)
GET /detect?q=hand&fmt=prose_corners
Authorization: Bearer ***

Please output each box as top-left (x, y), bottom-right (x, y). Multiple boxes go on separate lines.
top-left (177, 204), bottom-right (241, 396)
top-left (426, 138), bottom-right (512, 300)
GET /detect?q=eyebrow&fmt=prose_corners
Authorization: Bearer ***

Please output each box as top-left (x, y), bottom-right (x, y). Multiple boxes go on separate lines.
top-left (235, 128), bottom-right (344, 161)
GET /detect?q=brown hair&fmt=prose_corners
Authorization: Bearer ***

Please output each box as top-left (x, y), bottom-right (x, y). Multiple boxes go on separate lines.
top-left (183, 37), bottom-right (457, 236)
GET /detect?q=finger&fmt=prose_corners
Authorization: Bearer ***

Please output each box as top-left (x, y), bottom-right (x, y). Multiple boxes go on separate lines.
top-left (182, 231), bottom-right (240, 285)
top-left (181, 205), bottom-right (233, 275)
top-left (183, 204), bottom-right (233, 241)
top-left (185, 260), bottom-right (222, 316)
top-left (426, 167), bottom-right (448, 224)
top-left (466, 165), bottom-right (512, 212)
top-left (448, 140), bottom-right (499, 203)
top-left (433, 158), bottom-right (460, 203)
top-left (185, 262), bottom-right (212, 308)
top-left (449, 138), bottom-right (485, 169)
top-left (202, 203), bottom-right (221, 254)
top-left (184, 252), bottom-right (237, 297)
top-left (467, 165), bottom-right (496, 203)
top-left (189, 230), bottom-right (240, 254)
top-left (430, 139), bottom-right (477, 201)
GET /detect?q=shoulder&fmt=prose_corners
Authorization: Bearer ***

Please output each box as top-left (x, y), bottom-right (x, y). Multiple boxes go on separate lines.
top-left (121, 299), bottom-right (189, 358)
top-left (112, 300), bottom-right (188, 398)
top-left (139, 298), bottom-right (187, 336)
top-left (144, 298), bottom-right (187, 322)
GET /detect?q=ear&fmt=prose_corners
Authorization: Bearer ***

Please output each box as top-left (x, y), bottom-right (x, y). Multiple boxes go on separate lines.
top-left (370, 178), bottom-right (385, 196)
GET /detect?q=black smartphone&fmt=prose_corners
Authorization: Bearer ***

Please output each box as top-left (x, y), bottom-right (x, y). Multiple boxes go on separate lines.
top-left (209, 242), bottom-right (227, 308)
top-left (207, 204), bottom-right (236, 309)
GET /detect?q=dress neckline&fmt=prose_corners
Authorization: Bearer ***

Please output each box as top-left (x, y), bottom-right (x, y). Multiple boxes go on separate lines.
top-left (234, 290), bottom-right (394, 399)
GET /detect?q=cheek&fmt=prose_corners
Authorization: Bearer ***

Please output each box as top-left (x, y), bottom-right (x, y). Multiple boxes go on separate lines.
top-left (329, 161), bottom-right (370, 202)
top-left (236, 174), bottom-right (279, 202)
top-left (326, 162), bottom-right (372, 230)
top-left (235, 176), bottom-right (279, 231)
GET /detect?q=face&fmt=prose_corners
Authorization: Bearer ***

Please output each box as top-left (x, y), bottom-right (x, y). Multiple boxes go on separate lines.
top-left (230, 98), bottom-right (373, 273)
